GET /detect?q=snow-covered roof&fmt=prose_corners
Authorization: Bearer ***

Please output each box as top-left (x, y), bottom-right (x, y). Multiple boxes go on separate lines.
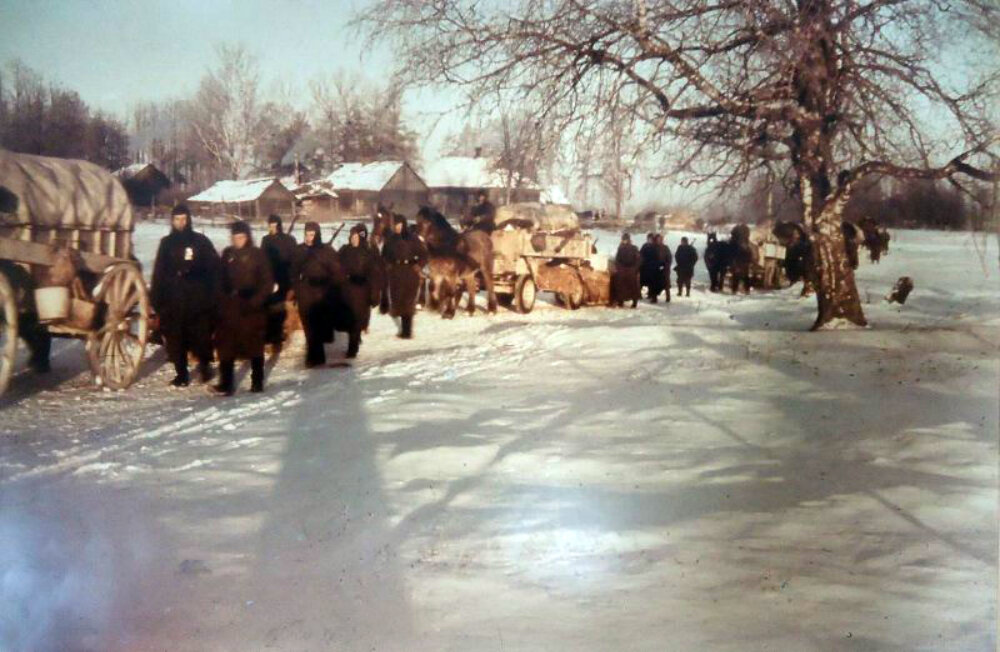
top-left (423, 156), bottom-right (539, 190)
top-left (325, 161), bottom-right (405, 191)
top-left (292, 180), bottom-right (338, 200)
top-left (114, 162), bottom-right (155, 179)
top-left (540, 185), bottom-right (571, 206)
top-left (188, 178), bottom-right (287, 203)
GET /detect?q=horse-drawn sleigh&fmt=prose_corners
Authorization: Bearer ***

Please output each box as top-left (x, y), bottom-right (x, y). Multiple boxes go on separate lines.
top-left (0, 149), bottom-right (150, 396)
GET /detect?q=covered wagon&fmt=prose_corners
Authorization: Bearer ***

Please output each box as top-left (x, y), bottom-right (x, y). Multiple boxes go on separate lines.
top-left (0, 149), bottom-right (149, 395)
top-left (491, 203), bottom-right (610, 312)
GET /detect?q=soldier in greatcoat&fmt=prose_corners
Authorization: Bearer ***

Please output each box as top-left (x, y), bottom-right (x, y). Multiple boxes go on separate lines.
top-left (335, 224), bottom-right (380, 358)
top-left (381, 215), bottom-right (427, 338)
top-left (611, 232), bottom-right (641, 308)
top-left (150, 204), bottom-right (221, 387)
top-left (261, 214), bottom-right (297, 349)
top-left (291, 222), bottom-right (342, 367)
top-left (213, 221), bottom-right (273, 395)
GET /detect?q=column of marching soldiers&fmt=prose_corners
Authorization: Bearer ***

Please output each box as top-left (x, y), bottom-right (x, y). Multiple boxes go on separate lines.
top-left (151, 204), bottom-right (703, 397)
top-left (150, 204), bottom-right (425, 396)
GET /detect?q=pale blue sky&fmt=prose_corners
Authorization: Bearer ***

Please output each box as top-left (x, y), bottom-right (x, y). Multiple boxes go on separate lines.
top-left (0, 0), bottom-right (391, 114)
top-left (2, 1), bottom-right (990, 210)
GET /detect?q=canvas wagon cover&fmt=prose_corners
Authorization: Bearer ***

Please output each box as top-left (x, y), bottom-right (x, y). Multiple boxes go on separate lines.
top-left (0, 149), bottom-right (134, 231)
top-left (495, 202), bottom-right (579, 232)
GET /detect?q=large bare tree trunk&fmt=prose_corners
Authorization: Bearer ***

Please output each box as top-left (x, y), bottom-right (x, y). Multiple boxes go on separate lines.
top-left (810, 210), bottom-right (867, 330)
top-left (805, 177), bottom-right (867, 329)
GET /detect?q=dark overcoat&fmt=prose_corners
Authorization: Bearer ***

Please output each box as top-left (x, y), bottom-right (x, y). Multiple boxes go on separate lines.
top-left (262, 231), bottom-right (298, 299)
top-left (337, 242), bottom-right (380, 332)
top-left (292, 242), bottom-right (342, 342)
top-left (216, 245), bottom-right (273, 360)
top-left (382, 232), bottom-right (427, 318)
top-left (611, 242), bottom-right (641, 304)
top-left (654, 242), bottom-right (672, 290)
top-left (674, 244), bottom-right (699, 279)
top-left (150, 225), bottom-right (221, 363)
top-left (639, 242), bottom-right (659, 290)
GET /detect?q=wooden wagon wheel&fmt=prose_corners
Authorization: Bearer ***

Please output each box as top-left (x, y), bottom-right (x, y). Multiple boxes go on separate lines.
top-left (514, 275), bottom-right (536, 314)
top-left (86, 263), bottom-right (149, 390)
top-left (0, 270), bottom-right (17, 396)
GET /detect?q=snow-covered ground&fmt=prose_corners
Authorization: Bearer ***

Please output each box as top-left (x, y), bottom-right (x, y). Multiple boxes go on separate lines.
top-left (1, 223), bottom-right (997, 651)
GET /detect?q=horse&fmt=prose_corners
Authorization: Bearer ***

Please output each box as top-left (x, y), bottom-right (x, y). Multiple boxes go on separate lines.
top-left (415, 206), bottom-right (497, 316)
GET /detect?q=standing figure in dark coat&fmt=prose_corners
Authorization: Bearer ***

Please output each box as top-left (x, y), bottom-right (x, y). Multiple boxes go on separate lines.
top-left (292, 222), bottom-right (343, 367)
top-left (674, 237), bottom-right (698, 297)
top-left (261, 214), bottom-right (297, 349)
top-left (356, 223), bottom-right (385, 320)
top-left (461, 192), bottom-right (496, 233)
top-left (336, 224), bottom-right (380, 358)
top-left (704, 232), bottom-right (730, 292)
top-left (611, 232), bottom-right (641, 308)
top-left (150, 204), bottom-right (221, 387)
top-left (214, 221), bottom-right (273, 395)
top-left (654, 234), bottom-right (672, 303)
top-left (382, 215), bottom-right (427, 338)
top-left (638, 233), bottom-right (658, 299)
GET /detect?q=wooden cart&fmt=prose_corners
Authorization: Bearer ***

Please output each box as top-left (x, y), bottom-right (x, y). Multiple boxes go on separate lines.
top-left (0, 149), bottom-right (149, 396)
top-left (491, 203), bottom-right (609, 313)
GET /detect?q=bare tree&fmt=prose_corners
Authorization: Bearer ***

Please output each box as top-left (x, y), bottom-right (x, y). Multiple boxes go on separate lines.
top-left (187, 44), bottom-right (265, 179)
top-left (360, 0), bottom-right (999, 329)
top-left (309, 71), bottom-right (417, 171)
top-left (445, 102), bottom-right (561, 203)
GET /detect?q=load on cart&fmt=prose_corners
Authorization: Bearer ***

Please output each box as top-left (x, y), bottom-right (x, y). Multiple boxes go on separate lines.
top-left (0, 149), bottom-right (150, 396)
top-left (491, 203), bottom-right (610, 313)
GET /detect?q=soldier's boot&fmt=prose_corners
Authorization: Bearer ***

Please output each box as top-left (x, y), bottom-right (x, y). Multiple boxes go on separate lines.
top-left (665, 287), bottom-right (671, 303)
top-left (347, 331), bottom-right (361, 359)
top-left (198, 360), bottom-right (215, 384)
top-left (400, 315), bottom-right (413, 339)
top-left (305, 332), bottom-right (326, 368)
top-left (250, 357), bottom-right (264, 393)
top-left (212, 360), bottom-right (235, 396)
top-left (170, 361), bottom-right (190, 387)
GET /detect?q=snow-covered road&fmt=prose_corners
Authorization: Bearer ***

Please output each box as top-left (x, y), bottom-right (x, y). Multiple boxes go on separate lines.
top-left (1, 225), bottom-right (997, 651)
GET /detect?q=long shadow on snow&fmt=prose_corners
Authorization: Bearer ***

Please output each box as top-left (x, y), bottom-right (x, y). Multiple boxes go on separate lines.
top-left (241, 369), bottom-right (416, 649)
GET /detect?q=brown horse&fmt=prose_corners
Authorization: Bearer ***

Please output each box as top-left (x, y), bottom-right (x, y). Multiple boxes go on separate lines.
top-left (415, 206), bottom-right (497, 315)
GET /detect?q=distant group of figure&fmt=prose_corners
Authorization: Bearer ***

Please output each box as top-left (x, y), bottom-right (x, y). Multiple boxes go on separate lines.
top-left (610, 232), bottom-right (699, 307)
top-left (150, 204), bottom-right (428, 396)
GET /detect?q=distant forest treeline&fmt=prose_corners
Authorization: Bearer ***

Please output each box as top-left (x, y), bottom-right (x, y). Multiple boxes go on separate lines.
top-left (0, 46), bottom-right (418, 193)
top-left (0, 60), bottom-right (129, 171)
top-left (709, 172), bottom-right (998, 231)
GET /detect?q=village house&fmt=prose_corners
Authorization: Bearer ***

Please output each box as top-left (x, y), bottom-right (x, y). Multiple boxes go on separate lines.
top-left (324, 161), bottom-right (428, 219)
top-left (113, 162), bottom-right (172, 208)
top-left (422, 156), bottom-right (542, 218)
top-left (187, 178), bottom-right (296, 222)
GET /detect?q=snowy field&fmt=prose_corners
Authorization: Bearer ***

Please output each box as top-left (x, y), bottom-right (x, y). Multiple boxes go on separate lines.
top-left (1, 223), bottom-right (997, 651)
